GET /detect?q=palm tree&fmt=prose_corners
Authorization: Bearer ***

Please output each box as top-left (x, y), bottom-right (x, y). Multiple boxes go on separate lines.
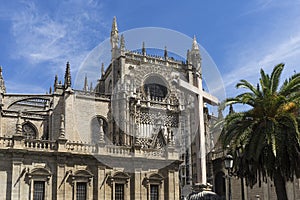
top-left (219, 63), bottom-right (300, 199)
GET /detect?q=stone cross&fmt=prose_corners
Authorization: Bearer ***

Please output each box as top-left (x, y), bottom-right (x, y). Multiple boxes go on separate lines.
top-left (177, 76), bottom-right (219, 185)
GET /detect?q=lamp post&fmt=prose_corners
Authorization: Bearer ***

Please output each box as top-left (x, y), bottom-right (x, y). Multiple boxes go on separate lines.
top-left (224, 154), bottom-right (233, 200)
top-left (236, 147), bottom-right (245, 200)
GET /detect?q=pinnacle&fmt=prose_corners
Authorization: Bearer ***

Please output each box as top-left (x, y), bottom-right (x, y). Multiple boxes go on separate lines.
top-left (192, 35), bottom-right (199, 50)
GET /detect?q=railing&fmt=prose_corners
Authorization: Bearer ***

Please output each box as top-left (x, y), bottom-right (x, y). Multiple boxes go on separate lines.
top-left (140, 148), bottom-right (166, 158)
top-left (66, 141), bottom-right (97, 154)
top-left (105, 145), bottom-right (132, 156)
top-left (24, 139), bottom-right (57, 151)
top-left (0, 136), bottom-right (177, 160)
top-left (0, 136), bottom-right (13, 148)
top-left (125, 51), bottom-right (185, 66)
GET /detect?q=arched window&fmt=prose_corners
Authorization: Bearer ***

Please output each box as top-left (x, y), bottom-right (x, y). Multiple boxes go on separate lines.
top-left (22, 122), bottom-right (37, 139)
top-left (69, 170), bottom-right (93, 200)
top-left (27, 167), bottom-right (52, 200)
top-left (108, 171), bottom-right (130, 200)
top-left (143, 173), bottom-right (164, 200)
top-left (143, 75), bottom-right (168, 99)
top-left (91, 116), bottom-right (108, 144)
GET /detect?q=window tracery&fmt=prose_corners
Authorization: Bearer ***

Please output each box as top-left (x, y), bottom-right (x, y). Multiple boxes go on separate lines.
top-left (22, 122), bottom-right (37, 139)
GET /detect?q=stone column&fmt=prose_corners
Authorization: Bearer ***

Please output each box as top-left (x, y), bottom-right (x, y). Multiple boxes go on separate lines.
top-left (11, 158), bottom-right (23, 200)
top-left (134, 170), bottom-right (142, 200)
top-left (98, 167), bottom-right (106, 200)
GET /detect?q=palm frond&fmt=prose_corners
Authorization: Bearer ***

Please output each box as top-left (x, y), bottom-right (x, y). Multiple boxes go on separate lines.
top-left (236, 80), bottom-right (262, 97)
top-left (270, 63), bottom-right (284, 94)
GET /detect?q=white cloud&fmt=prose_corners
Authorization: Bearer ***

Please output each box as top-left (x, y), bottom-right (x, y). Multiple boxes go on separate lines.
top-left (7, 0), bottom-right (107, 74)
top-left (222, 2), bottom-right (300, 99)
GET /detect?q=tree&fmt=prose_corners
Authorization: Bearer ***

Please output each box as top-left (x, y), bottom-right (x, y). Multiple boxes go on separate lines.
top-left (219, 64), bottom-right (300, 200)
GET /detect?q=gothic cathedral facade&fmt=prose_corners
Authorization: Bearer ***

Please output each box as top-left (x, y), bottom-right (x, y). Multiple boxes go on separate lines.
top-left (0, 17), bottom-right (219, 200)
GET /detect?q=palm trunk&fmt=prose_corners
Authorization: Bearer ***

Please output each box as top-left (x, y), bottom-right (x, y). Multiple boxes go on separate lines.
top-left (273, 169), bottom-right (288, 200)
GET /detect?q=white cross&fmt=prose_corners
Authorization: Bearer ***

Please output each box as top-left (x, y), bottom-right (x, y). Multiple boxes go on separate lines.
top-left (176, 76), bottom-right (219, 185)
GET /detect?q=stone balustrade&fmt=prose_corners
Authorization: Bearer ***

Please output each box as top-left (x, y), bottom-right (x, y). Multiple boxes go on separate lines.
top-left (0, 136), bottom-right (178, 160)
top-left (105, 145), bottom-right (132, 156)
top-left (0, 136), bottom-right (13, 148)
top-left (66, 141), bottom-right (97, 154)
top-left (24, 139), bottom-right (56, 151)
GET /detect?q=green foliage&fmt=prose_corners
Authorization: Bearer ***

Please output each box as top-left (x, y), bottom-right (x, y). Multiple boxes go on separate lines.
top-left (219, 63), bottom-right (300, 188)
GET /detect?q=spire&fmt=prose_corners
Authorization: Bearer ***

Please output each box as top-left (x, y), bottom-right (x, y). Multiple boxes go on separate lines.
top-left (111, 16), bottom-right (118, 35)
top-left (164, 46), bottom-right (168, 59)
top-left (101, 63), bottom-right (105, 78)
top-left (64, 62), bottom-right (71, 88)
top-left (189, 35), bottom-right (202, 76)
top-left (192, 35), bottom-right (199, 50)
top-left (54, 74), bottom-right (58, 88)
top-left (83, 74), bottom-right (88, 92)
top-left (89, 82), bottom-right (93, 92)
top-left (0, 66), bottom-right (6, 93)
top-left (110, 16), bottom-right (119, 50)
top-left (186, 49), bottom-right (191, 63)
top-left (142, 42), bottom-right (146, 55)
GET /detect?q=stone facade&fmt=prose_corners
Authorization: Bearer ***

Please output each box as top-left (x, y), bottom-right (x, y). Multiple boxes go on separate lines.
top-left (210, 120), bottom-right (300, 200)
top-left (0, 17), bottom-right (218, 200)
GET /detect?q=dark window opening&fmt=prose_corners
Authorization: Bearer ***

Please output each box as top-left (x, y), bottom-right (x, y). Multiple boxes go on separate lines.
top-left (150, 184), bottom-right (159, 200)
top-left (115, 183), bottom-right (124, 200)
top-left (76, 182), bottom-right (87, 200)
top-left (144, 75), bottom-right (168, 99)
top-left (33, 181), bottom-right (45, 200)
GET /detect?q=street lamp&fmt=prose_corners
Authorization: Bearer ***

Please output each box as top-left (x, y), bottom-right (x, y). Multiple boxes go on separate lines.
top-left (236, 147), bottom-right (245, 200)
top-left (224, 154), bottom-right (233, 200)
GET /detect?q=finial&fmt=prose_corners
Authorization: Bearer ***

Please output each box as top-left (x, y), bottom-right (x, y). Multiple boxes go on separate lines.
top-left (83, 74), bottom-right (88, 92)
top-left (99, 118), bottom-right (105, 143)
top-left (120, 34), bottom-right (125, 50)
top-left (101, 63), bottom-right (105, 78)
top-left (164, 46), bottom-right (168, 59)
top-left (54, 74), bottom-right (58, 88)
top-left (192, 35), bottom-right (199, 50)
top-left (16, 111), bottom-right (22, 135)
top-left (186, 49), bottom-right (191, 63)
top-left (59, 114), bottom-right (65, 138)
top-left (49, 86), bottom-right (52, 94)
top-left (0, 66), bottom-right (6, 93)
top-left (89, 82), bottom-right (93, 92)
top-left (142, 42), bottom-right (146, 55)
top-left (110, 16), bottom-right (119, 56)
top-left (64, 62), bottom-right (71, 88)
top-left (111, 16), bottom-right (118, 34)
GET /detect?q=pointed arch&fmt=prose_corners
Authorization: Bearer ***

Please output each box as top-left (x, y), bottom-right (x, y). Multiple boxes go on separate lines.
top-left (22, 121), bottom-right (38, 139)
top-left (90, 116), bottom-right (108, 143)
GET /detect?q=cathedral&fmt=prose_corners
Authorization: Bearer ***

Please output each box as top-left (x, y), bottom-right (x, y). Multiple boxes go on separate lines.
top-left (0, 17), bottom-right (221, 200)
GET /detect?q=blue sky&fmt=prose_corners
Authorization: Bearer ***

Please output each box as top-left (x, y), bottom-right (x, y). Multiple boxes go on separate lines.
top-left (0, 0), bottom-right (300, 105)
